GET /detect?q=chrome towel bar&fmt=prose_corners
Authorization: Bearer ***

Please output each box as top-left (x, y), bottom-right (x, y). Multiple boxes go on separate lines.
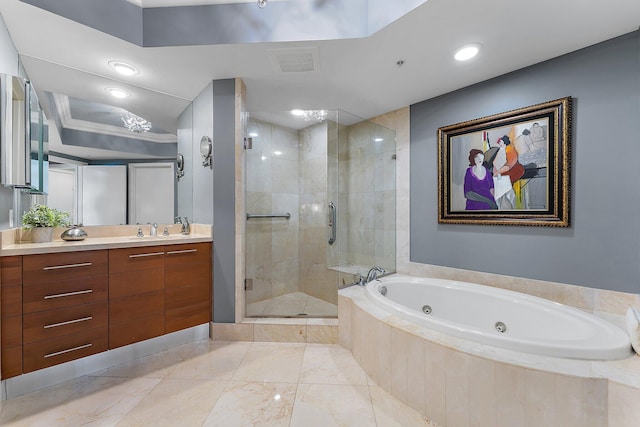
top-left (246, 213), bottom-right (291, 220)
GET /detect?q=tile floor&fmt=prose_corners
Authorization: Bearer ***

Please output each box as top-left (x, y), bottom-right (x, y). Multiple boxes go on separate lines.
top-left (0, 340), bottom-right (437, 426)
top-left (246, 292), bottom-right (338, 318)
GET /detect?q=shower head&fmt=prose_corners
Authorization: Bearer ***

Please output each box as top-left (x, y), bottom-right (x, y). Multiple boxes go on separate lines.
top-left (257, 0), bottom-right (267, 8)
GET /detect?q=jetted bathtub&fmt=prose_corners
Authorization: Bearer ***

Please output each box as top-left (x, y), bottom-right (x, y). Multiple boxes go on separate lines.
top-left (366, 276), bottom-right (632, 360)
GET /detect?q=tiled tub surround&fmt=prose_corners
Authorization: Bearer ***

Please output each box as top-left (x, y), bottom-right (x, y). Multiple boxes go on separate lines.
top-left (339, 284), bottom-right (640, 427)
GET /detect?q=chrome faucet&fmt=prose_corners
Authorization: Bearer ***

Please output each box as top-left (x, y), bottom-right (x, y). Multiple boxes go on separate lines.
top-left (150, 223), bottom-right (158, 236)
top-left (356, 266), bottom-right (386, 286)
top-left (181, 217), bottom-right (190, 235)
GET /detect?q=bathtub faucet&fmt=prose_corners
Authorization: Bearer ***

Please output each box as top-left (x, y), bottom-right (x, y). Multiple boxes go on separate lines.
top-left (359, 266), bottom-right (385, 285)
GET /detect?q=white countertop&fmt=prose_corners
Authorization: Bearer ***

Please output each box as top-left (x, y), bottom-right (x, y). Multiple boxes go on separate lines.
top-left (0, 224), bottom-right (212, 256)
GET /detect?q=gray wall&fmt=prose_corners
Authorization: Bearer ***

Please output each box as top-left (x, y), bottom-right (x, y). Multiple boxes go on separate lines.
top-left (212, 79), bottom-right (236, 323)
top-left (187, 78), bottom-right (236, 323)
top-left (191, 82), bottom-right (214, 225)
top-left (410, 31), bottom-right (640, 293)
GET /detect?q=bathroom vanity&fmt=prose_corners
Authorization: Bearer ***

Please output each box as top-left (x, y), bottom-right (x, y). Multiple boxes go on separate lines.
top-left (0, 226), bottom-right (212, 379)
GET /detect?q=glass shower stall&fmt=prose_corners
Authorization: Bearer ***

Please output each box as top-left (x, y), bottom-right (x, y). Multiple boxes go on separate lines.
top-left (244, 110), bottom-right (396, 318)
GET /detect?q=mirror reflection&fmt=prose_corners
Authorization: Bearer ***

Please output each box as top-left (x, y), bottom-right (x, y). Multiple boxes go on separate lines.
top-left (40, 93), bottom-right (178, 225)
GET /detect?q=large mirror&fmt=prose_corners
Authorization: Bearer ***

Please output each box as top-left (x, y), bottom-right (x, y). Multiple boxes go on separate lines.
top-left (42, 92), bottom-right (178, 225)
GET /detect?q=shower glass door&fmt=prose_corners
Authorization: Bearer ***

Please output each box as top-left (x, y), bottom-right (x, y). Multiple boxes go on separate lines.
top-left (245, 111), bottom-right (339, 318)
top-left (244, 110), bottom-right (396, 318)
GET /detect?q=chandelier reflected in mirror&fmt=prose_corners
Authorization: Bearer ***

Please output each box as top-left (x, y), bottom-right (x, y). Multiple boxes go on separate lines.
top-left (121, 111), bottom-right (152, 133)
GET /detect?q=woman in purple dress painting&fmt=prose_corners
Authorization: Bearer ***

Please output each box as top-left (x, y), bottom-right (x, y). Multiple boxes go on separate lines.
top-left (464, 149), bottom-right (498, 210)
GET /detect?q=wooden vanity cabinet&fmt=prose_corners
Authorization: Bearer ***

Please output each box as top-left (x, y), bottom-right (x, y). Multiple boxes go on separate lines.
top-left (21, 250), bottom-right (109, 373)
top-left (164, 242), bottom-right (212, 334)
top-left (108, 246), bottom-right (166, 349)
top-left (0, 241), bottom-right (212, 378)
top-left (1, 256), bottom-right (22, 379)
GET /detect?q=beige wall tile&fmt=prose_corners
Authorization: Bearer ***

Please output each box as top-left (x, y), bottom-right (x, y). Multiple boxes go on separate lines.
top-left (306, 324), bottom-right (338, 344)
top-left (390, 328), bottom-right (410, 405)
top-left (407, 332), bottom-right (427, 416)
top-left (495, 362), bottom-right (525, 427)
top-left (424, 340), bottom-right (447, 427)
top-left (468, 355), bottom-right (497, 427)
top-left (445, 349), bottom-right (470, 427)
top-left (253, 324), bottom-right (306, 343)
top-left (608, 381), bottom-right (640, 427)
top-left (524, 368), bottom-right (556, 426)
top-left (376, 321), bottom-right (392, 391)
top-left (212, 323), bottom-right (253, 342)
top-left (338, 296), bottom-right (352, 349)
top-left (595, 288), bottom-right (640, 316)
top-left (555, 374), bottom-right (584, 427)
top-left (350, 304), bottom-right (365, 367)
top-left (582, 378), bottom-right (608, 427)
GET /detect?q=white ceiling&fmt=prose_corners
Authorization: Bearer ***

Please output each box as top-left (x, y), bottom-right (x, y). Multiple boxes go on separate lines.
top-left (0, 0), bottom-right (638, 155)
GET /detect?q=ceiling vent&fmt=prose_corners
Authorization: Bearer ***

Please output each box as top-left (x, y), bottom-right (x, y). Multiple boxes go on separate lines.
top-left (268, 47), bottom-right (320, 73)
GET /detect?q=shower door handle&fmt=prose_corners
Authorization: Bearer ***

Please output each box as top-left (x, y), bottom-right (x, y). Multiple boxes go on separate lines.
top-left (328, 201), bottom-right (336, 245)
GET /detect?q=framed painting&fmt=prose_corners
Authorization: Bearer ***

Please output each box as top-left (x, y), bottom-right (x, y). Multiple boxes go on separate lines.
top-left (437, 97), bottom-right (571, 226)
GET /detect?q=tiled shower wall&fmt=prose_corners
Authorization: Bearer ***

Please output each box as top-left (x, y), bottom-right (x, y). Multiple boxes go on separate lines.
top-left (298, 121), bottom-right (338, 304)
top-left (332, 120), bottom-right (396, 277)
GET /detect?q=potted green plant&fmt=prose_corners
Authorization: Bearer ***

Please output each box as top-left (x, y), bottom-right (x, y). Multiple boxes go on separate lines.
top-left (22, 204), bottom-right (70, 243)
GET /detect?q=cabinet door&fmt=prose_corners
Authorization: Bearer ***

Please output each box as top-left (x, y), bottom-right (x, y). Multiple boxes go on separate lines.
top-left (164, 243), bottom-right (212, 333)
top-left (108, 246), bottom-right (165, 348)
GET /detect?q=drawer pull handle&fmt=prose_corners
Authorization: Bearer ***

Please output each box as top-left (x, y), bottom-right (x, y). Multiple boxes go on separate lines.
top-left (128, 252), bottom-right (164, 258)
top-left (43, 262), bottom-right (93, 271)
top-left (44, 289), bottom-right (93, 300)
top-left (44, 316), bottom-right (93, 329)
top-left (44, 343), bottom-right (92, 359)
top-left (165, 249), bottom-right (198, 255)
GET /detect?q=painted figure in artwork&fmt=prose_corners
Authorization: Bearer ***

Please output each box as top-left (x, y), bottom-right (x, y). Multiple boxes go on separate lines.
top-left (464, 149), bottom-right (497, 210)
top-left (492, 135), bottom-right (525, 209)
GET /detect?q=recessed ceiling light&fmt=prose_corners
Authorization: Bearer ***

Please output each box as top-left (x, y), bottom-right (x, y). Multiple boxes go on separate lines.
top-left (374, 138), bottom-right (384, 142)
top-left (454, 43), bottom-right (482, 61)
top-left (108, 60), bottom-right (139, 76)
top-left (291, 109), bottom-right (304, 116)
top-left (106, 87), bottom-right (130, 99)
top-left (248, 132), bottom-right (259, 137)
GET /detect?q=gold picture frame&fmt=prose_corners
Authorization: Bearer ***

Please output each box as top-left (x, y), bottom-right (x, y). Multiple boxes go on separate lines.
top-left (438, 97), bottom-right (571, 226)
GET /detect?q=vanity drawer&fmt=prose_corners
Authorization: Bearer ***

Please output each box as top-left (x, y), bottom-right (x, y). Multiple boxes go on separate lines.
top-left (23, 301), bottom-right (108, 344)
top-left (109, 246), bottom-right (165, 274)
top-left (163, 243), bottom-right (211, 267)
top-left (23, 326), bottom-right (108, 373)
top-left (23, 275), bottom-right (108, 314)
top-left (23, 250), bottom-right (108, 285)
